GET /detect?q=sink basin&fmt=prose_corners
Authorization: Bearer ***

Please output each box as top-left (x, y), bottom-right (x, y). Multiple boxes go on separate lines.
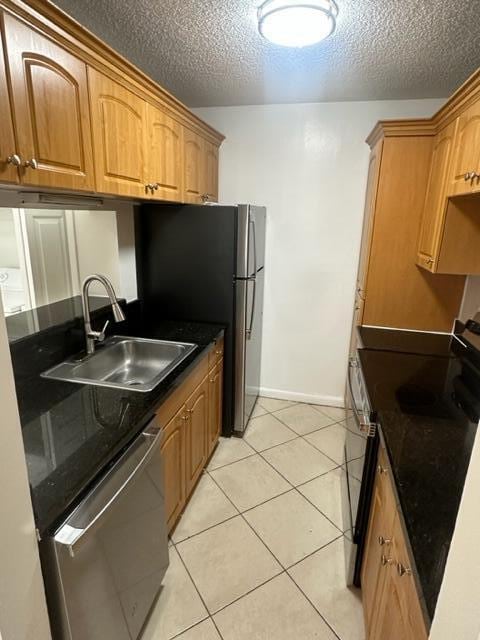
top-left (42, 336), bottom-right (197, 392)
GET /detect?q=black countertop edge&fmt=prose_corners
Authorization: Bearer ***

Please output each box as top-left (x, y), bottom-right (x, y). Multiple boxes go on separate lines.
top-left (22, 320), bottom-right (225, 537)
top-left (357, 332), bottom-right (478, 623)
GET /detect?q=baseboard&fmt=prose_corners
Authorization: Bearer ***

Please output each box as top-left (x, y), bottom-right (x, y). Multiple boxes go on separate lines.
top-left (258, 387), bottom-right (344, 408)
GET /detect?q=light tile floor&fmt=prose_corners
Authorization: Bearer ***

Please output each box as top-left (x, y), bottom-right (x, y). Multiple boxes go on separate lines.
top-left (143, 398), bottom-right (365, 640)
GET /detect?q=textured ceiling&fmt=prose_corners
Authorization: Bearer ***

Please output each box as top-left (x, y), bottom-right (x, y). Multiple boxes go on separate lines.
top-left (51, 0), bottom-right (480, 107)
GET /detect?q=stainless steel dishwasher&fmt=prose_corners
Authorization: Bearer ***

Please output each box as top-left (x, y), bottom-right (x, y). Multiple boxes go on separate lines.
top-left (42, 418), bottom-right (169, 640)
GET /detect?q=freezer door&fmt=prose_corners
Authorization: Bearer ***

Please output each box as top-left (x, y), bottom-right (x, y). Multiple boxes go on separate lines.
top-left (236, 205), bottom-right (266, 278)
top-left (234, 270), bottom-right (264, 434)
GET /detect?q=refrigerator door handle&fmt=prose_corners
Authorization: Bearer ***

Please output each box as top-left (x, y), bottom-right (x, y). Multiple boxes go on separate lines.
top-left (249, 216), bottom-right (257, 276)
top-left (246, 276), bottom-right (257, 339)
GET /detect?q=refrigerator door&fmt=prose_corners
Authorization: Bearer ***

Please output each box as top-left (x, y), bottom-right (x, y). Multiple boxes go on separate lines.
top-left (234, 269), bottom-right (265, 434)
top-left (236, 205), bottom-right (266, 278)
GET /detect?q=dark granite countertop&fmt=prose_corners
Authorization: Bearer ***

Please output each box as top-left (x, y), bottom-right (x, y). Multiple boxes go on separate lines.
top-left (15, 312), bottom-right (224, 536)
top-left (357, 327), bottom-right (478, 621)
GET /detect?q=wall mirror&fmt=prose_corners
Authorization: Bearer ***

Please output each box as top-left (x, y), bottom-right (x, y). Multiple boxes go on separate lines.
top-left (0, 207), bottom-right (136, 318)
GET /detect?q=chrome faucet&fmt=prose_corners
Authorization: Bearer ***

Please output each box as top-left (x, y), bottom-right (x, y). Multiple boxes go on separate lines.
top-left (81, 274), bottom-right (126, 355)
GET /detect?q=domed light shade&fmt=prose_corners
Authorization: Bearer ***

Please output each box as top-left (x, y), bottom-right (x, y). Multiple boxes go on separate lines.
top-left (258, 0), bottom-right (338, 48)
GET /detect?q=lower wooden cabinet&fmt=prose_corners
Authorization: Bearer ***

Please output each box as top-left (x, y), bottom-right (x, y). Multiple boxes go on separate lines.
top-left (362, 446), bottom-right (427, 640)
top-left (158, 342), bottom-right (223, 533)
top-left (160, 405), bottom-right (186, 531)
top-left (208, 359), bottom-right (223, 456)
top-left (185, 377), bottom-right (209, 496)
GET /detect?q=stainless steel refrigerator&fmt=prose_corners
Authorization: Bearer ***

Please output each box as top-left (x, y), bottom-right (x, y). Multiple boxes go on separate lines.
top-left (137, 203), bottom-right (266, 435)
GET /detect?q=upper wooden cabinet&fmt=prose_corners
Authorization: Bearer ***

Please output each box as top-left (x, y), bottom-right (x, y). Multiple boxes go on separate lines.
top-left (448, 98), bottom-right (480, 197)
top-left (0, 3), bottom-right (223, 200)
top-left (145, 103), bottom-right (183, 201)
top-left (204, 140), bottom-right (219, 203)
top-left (0, 18), bottom-right (18, 184)
top-left (184, 127), bottom-right (204, 203)
top-left (357, 138), bottom-right (383, 298)
top-left (416, 121), bottom-right (457, 271)
top-left (88, 68), bottom-right (148, 198)
top-left (3, 13), bottom-right (95, 191)
top-left (184, 128), bottom-right (220, 204)
top-left (357, 127), bottom-right (465, 333)
top-left (416, 115), bottom-right (480, 276)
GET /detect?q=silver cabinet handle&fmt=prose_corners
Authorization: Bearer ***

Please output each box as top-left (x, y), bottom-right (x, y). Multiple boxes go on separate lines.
top-left (378, 536), bottom-right (392, 546)
top-left (7, 153), bottom-right (22, 166)
top-left (152, 183), bottom-right (159, 191)
top-left (377, 465), bottom-right (388, 475)
top-left (145, 183), bottom-right (154, 193)
top-left (201, 193), bottom-right (214, 203)
top-left (465, 172), bottom-right (473, 181)
top-left (397, 562), bottom-right (412, 577)
top-left (24, 158), bottom-right (38, 169)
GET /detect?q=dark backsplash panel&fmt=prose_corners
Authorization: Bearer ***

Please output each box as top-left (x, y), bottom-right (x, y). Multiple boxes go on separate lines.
top-left (7, 296), bottom-right (142, 424)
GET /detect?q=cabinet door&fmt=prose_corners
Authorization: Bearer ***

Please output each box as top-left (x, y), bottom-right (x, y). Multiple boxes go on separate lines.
top-left (449, 100), bottom-right (480, 196)
top-left (185, 377), bottom-right (208, 495)
top-left (0, 22), bottom-right (18, 184)
top-left (361, 450), bottom-right (396, 636)
top-left (184, 127), bottom-right (204, 203)
top-left (146, 103), bottom-right (183, 201)
top-left (207, 359), bottom-right (223, 456)
top-left (371, 559), bottom-right (409, 640)
top-left (160, 405), bottom-right (186, 532)
top-left (357, 139), bottom-right (383, 294)
top-left (417, 121), bottom-right (457, 272)
top-left (204, 140), bottom-right (219, 203)
top-left (4, 14), bottom-right (94, 191)
top-left (88, 68), bottom-right (148, 197)
top-left (372, 515), bottom-right (427, 640)
top-left (391, 515), bottom-right (428, 640)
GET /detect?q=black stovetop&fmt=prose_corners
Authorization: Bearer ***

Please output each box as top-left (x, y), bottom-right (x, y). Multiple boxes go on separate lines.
top-left (357, 326), bottom-right (478, 622)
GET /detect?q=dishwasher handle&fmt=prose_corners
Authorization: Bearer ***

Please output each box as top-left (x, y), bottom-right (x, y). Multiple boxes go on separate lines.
top-left (54, 418), bottom-right (162, 558)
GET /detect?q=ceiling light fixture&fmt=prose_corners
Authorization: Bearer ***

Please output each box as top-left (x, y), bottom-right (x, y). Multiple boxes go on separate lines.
top-left (258, 0), bottom-right (338, 48)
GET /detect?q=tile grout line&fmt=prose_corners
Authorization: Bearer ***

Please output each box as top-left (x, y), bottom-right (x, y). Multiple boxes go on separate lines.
top-left (207, 463), bottom-right (346, 640)
top-left (171, 544), bottom-right (226, 640)
top-left (284, 570), bottom-right (343, 640)
top-left (169, 401), bottom-right (353, 638)
top-left (254, 447), bottom-right (346, 536)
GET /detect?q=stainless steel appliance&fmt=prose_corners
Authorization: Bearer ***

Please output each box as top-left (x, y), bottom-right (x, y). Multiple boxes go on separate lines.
top-left (138, 203), bottom-right (266, 435)
top-left (344, 353), bottom-right (379, 586)
top-left (42, 419), bottom-right (169, 640)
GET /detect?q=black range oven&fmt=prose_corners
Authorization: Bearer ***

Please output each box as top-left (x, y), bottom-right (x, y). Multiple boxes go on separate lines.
top-left (344, 353), bottom-right (379, 586)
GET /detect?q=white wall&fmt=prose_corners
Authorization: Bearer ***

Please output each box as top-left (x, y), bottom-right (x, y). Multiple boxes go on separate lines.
top-left (430, 428), bottom-right (480, 640)
top-left (0, 209), bottom-right (19, 267)
top-left (0, 295), bottom-right (51, 640)
top-left (195, 99), bottom-right (444, 404)
top-left (459, 275), bottom-right (480, 322)
top-left (72, 210), bottom-right (122, 297)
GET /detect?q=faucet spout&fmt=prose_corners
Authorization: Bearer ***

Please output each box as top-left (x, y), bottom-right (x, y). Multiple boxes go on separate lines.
top-left (81, 274), bottom-right (126, 355)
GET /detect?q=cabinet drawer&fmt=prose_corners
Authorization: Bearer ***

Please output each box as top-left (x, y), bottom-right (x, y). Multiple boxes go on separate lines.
top-left (208, 335), bottom-right (224, 370)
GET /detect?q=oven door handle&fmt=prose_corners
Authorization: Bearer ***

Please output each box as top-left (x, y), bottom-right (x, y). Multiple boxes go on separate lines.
top-left (54, 419), bottom-right (163, 557)
top-left (347, 361), bottom-right (376, 438)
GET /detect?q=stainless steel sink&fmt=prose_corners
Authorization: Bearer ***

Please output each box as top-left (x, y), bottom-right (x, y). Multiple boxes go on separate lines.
top-left (42, 336), bottom-right (197, 392)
